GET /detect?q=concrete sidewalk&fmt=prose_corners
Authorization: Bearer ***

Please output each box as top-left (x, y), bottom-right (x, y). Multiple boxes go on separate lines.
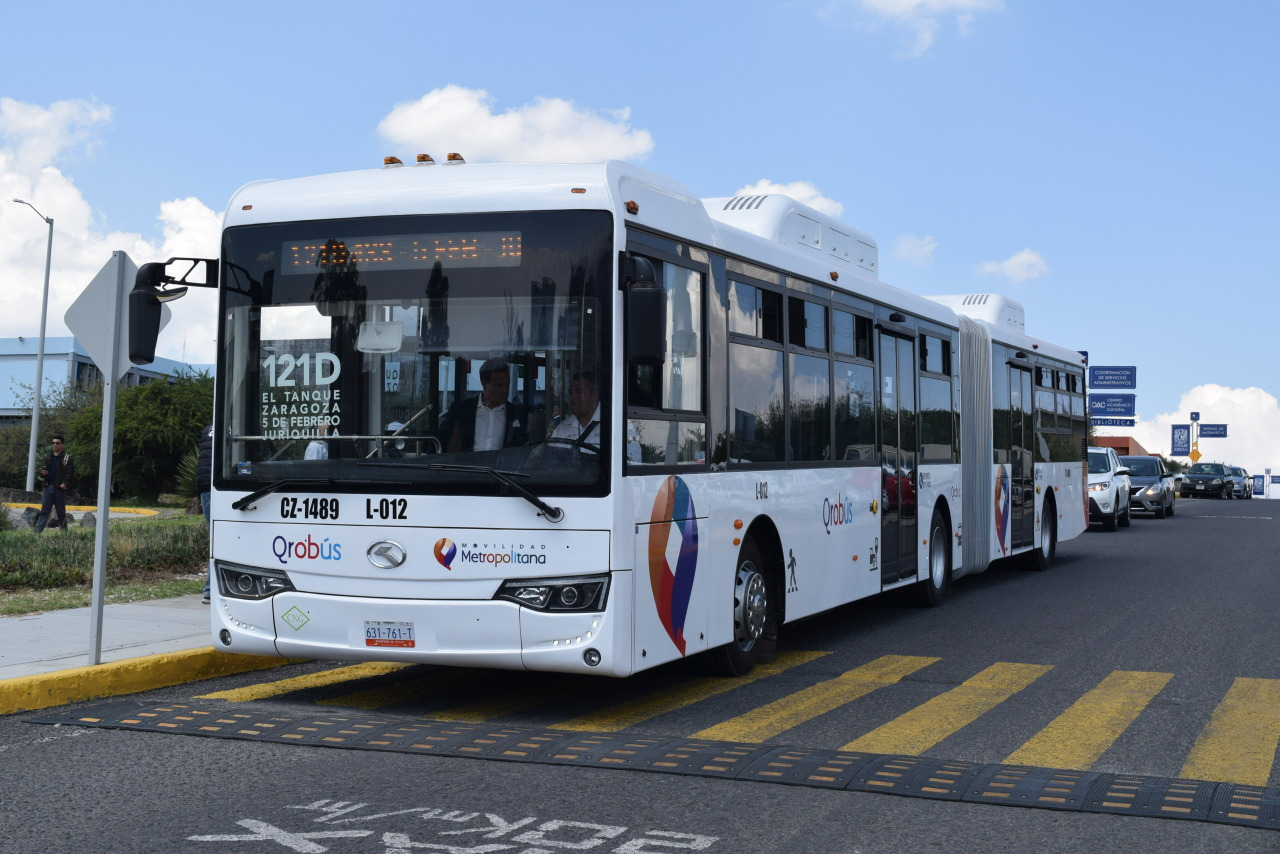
top-left (0, 595), bottom-right (291, 715)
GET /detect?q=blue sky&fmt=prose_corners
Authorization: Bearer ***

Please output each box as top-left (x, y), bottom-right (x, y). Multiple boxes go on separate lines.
top-left (2, 1), bottom-right (1277, 477)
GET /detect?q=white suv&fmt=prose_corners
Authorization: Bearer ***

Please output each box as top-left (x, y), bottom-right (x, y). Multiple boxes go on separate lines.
top-left (1088, 446), bottom-right (1132, 531)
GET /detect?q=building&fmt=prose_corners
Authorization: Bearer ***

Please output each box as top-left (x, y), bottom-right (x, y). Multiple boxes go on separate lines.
top-left (0, 336), bottom-right (207, 426)
top-left (1093, 435), bottom-right (1153, 456)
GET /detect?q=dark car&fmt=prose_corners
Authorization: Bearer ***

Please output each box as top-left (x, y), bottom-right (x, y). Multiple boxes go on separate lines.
top-left (1180, 462), bottom-right (1232, 499)
top-left (1119, 455), bottom-right (1176, 518)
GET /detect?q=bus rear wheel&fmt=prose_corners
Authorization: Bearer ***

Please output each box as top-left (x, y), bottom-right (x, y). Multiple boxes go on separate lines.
top-left (917, 509), bottom-right (951, 607)
top-left (702, 538), bottom-right (773, 677)
top-left (1026, 497), bottom-right (1057, 571)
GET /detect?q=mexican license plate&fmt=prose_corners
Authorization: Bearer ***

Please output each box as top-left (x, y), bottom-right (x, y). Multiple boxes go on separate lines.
top-left (364, 620), bottom-right (415, 648)
top-left (1196, 484), bottom-right (1204, 490)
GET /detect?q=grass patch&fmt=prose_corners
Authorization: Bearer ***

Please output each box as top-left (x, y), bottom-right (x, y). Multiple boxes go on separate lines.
top-left (0, 512), bottom-right (208, 616)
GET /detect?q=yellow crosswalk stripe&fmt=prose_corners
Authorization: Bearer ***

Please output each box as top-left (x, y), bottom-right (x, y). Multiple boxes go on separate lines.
top-left (842, 662), bottom-right (1052, 755)
top-left (552, 651), bottom-right (830, 732)
top-left (1003, 670), bottom-right (1172, 768)
top-left (691, 655), bottom-right (938, 744)
top-left (433, 674), bottom-right (590, 723)
top-left (1180, 677), bottom-right (1280, 785)
top-left (319, 668), bottom-right (486, 710)
top-left (196, 662), bottom-right (411, 702)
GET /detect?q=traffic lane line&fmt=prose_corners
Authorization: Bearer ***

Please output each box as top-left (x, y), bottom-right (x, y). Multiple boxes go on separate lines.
top-left (0, 648), bottom-right (294, 716)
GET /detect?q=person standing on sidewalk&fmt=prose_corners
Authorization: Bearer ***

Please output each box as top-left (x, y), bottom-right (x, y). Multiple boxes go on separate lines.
top-left (196, 423), bottom-right (214, 604)
top-left (35, 435), bottom-right (75, 533)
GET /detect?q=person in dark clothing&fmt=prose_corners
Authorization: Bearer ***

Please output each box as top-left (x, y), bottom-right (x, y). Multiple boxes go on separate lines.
top-left (35, 435), bottom-right (75, 533)
top-left (196, 424), bottom-right (214, 602)
top-left (436, 358), bottom-right (532, 452)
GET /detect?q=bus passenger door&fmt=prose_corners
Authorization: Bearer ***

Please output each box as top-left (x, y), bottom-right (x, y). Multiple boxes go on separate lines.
top-left (1009, 366), bottom-right (1034, 549)
top-left (878, 332), bottom-right (918, 585)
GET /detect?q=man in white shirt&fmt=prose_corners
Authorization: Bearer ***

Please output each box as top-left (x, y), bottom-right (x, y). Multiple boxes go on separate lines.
top-left (438, 358), bottom-right (530, 452)
top-left (305, 418), bottom-right (331, 460)
top-left (547, 371), bottom-right (644, 461)
top-left (551, 371), bottom-right (601, 446)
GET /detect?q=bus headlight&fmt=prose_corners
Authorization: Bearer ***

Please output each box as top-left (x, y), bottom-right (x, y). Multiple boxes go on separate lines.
top-left (216, 562), bottom-right (296, 600)
top-left (495, 574), bottom-right (609, 612)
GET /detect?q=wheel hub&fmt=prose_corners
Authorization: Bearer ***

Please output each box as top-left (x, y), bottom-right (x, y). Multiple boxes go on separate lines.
top-left (734, 566), bottom-right (767, 648)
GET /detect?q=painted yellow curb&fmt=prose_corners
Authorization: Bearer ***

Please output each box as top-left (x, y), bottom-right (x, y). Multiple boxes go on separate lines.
top-left (7, 502), bottom-right (159, 516)
top-left (0, 648), bottom-right (296, 716)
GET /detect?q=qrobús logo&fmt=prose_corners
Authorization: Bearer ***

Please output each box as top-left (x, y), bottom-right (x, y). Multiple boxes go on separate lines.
top-left (434, 538), bottom-right (547, 569)
top-left (273, 534), bottom-right (342, 564)
top-left (822, 492), bottom-right (856, 535)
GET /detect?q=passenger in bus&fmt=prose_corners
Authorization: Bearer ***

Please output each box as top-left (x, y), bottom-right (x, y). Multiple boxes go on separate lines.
top-left (305, 418), bottom-right (332, 460)
top-left (552, 371), bottom-right (601, 447)
top-left (437, 358), bottom-right (531, 453)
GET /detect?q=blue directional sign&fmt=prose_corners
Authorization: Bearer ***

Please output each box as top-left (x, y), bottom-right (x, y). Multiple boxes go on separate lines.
top-left (1272, 476), bottom-right (1280, 485)
top-left (1093, 418), bottom-right (1135, 427)
top-left (1171, 424), bottom-right (1191, 456)
top-left (1190, 411), bottom-right (1200, 422)
top-left (1199, 423), bottom-right (1228, 438)
top-left (1088, 393), bottom-right (1136, 417)
top-left (1088, 366), bottom-right (1136, 389)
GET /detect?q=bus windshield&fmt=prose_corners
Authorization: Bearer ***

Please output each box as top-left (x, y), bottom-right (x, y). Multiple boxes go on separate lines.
top-left (216, 210), bottom-right (613, 497)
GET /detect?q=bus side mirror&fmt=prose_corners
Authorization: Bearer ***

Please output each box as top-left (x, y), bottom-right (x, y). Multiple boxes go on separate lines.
top-left (128, 258), bottom-right (214, 364)
top-left (128, 263), bottom-right (168, 365)
top-left (624, 256), bottom-right (665, 367)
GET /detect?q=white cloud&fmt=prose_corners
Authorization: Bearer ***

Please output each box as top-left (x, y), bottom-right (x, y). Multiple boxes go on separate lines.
top-left (893, 233), bottom-right (938, 265)
top-left (378, 85), bottom-right (654, 163)
top-left (1124, 385), bottom-right (1280, 478)
top-left (844, 0), bottom-right (1003, 57)
top-left (734, 179), bottom-right (844, 216)
top-left (0, 99), bottom-right (220, 369)
top-left (976, 248), bottom-right (1048, 283)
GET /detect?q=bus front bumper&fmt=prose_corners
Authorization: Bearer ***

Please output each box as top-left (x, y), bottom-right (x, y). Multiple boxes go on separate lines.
top-left (211, 587), bottom-right (631, 677)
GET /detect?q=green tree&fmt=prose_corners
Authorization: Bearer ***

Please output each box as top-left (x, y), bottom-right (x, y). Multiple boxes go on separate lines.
top-left (0, 379), bottom-right (103, 494)
top-left (68, 372), bottom-right (213, 501)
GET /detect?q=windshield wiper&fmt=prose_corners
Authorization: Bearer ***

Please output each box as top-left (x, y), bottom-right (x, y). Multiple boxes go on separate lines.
top-left (232, 479), bottom-right (332, 511)
top-left (359, 460), bottom-right (564, 523)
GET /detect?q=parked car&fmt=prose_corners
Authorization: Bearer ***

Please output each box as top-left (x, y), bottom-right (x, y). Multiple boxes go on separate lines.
top-left (1228, 466), bottom-right (1253, 499)
top-left (1088, 446), bottom-right (1132, 531)
top-left (1119, 455), bottom-right (1176, 518)
top-left (1180, 462), bottom-right (1232, 499)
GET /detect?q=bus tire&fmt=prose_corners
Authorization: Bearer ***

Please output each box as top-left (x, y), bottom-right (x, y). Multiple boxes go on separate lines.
top-left (702, 538), bottom-right (772, 677)
top-left (1026, 497), bottom-right (1057, 571)
top-left (917, 509), bottom-right (951, 607)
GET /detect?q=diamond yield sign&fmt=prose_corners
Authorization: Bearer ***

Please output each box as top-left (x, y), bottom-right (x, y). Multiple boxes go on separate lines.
top-left (64, 252), bottom-right (169, 380)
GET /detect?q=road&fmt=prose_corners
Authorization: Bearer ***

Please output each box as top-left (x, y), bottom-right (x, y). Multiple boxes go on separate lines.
top-left (2, 497), bottom-right (1277, 852)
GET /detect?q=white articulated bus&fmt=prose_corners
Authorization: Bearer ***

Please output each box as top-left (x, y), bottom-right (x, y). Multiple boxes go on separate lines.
top-left (129, 157), bottom-right (1087, 677)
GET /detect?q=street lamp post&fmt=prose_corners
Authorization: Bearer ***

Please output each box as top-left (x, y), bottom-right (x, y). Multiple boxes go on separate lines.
top-left (13, 199), bottom-right (54, 494)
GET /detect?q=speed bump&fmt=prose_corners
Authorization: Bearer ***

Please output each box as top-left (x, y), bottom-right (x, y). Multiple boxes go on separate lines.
top-left (26, 699), bottom-right (1280, 831)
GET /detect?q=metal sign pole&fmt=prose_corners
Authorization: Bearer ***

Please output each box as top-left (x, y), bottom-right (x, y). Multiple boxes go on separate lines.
top-left (86, 253), bottom-right (126, 666)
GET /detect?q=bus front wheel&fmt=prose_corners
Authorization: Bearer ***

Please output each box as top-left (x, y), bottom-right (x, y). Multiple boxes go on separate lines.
top-left (702, 538), bottom-right (773, 677)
